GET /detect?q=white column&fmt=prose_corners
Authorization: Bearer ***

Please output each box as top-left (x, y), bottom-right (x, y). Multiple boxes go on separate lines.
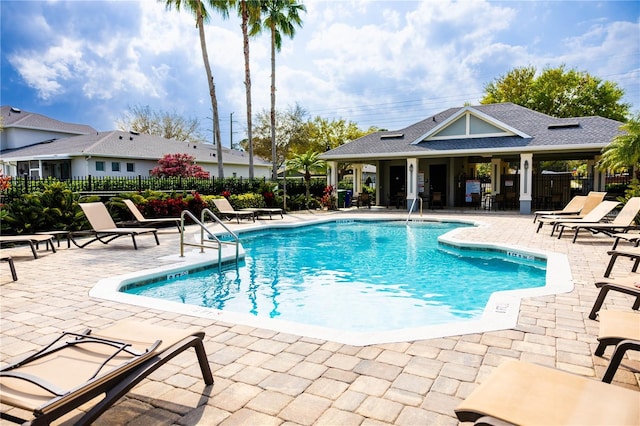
top-left (353, 164), bottom-right (363, 196)
top-left (519, 153), bottom-right (533, 214)
top-left (407, 158), bottom-right (418, 211)
top-left (592, 156), bottom-right (605, 192)
top-left (327, 161), bottom-right (337, 189)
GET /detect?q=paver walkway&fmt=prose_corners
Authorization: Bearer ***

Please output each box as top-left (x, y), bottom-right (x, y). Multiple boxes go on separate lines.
top-left (1, 209), bottom-right (638, 425)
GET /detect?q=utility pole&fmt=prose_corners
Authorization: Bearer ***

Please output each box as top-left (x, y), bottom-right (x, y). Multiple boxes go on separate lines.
top-left (230, 112), bottom-right (234, 150)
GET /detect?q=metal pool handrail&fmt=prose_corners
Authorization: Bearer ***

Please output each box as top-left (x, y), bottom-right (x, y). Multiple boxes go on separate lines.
top-left (406, 197), bottom-right (423, 224)
top-left (179, 209), bottom-right (240, 271)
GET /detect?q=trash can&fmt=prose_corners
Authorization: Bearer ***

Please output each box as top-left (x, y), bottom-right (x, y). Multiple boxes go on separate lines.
top-left (337, 190), bottom-right (346, 208)
top-left (345, 190), bottom-right (353, 207)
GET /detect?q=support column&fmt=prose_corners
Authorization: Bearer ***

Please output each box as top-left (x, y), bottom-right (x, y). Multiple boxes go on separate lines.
top-left (327, 161), bottom-right (337, 189)
top-left (352, 164), bottom-right (363, 196)
top-left (519, 153), bottom-right (533, 214)
top-left (407, 158), bottom-right (418, 211)
top-left (491, 158), bottom-right (502, 195)
top-left (592, 156), bottom-right (606, 192)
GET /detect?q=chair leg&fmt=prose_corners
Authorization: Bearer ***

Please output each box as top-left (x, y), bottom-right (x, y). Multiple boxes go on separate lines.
top-left (588, 287), bottom-right (611, 320)
top-left (2, 257), bottom-right (17, 281)
top-left (601, 339), bottom-right (640, 383)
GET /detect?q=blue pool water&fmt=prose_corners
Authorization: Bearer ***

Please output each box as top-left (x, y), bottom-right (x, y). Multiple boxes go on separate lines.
top-left (123, 221), bottom-right (546, 332)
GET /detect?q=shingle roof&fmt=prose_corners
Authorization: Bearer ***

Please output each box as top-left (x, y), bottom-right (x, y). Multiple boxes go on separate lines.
top-left (1, 105), bottom-right (96, 135)
top-left (0, 130), bottom-right (269, 166)
top-left (321, 103), bottom-right (624, 159)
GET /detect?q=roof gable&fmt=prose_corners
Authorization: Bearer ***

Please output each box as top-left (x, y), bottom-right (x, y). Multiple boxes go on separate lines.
top-left (411, 106), bottom-right (530, 144)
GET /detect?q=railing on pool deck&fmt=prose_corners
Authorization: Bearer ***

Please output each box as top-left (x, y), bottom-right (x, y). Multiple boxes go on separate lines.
top-left (405, 198), bottom-right (423, 224)
top-left (179, 209), bottom-right (240, 272)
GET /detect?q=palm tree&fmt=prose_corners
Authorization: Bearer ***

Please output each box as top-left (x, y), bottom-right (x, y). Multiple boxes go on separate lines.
top-left (237, 0), bottom-right (262, 179)
top-left (250, 0), bottom-right (306, 180)
top-left (287, 150), bottom-right (325, 201)
top-left (161, 0), bottom-right (229, 179)
top-left (599, 113), bottom-right (640, 176)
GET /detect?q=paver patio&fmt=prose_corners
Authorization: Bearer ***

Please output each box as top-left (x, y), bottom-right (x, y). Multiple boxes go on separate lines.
top-left (1, 208), bottom-right (638, 425)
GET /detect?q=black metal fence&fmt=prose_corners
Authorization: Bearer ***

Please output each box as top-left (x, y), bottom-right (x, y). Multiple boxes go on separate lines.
top-left (1, 174), bottom-right (332, 203)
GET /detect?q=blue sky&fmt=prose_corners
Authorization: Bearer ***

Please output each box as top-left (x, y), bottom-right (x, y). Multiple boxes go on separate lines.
top-left (2, 0), bottom-right (638, 148)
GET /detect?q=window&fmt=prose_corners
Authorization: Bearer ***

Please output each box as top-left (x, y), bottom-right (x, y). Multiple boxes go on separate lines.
top-left (111, 162), bottom-right (121, 172)
top-left (126, 162), bottom-right (135, 172)
top-left (95, 161), bottom-right (105, 171)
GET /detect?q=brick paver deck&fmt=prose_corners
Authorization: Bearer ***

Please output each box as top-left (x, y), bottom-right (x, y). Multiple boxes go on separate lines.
top-left (1, 209), bottom-right (638, 425)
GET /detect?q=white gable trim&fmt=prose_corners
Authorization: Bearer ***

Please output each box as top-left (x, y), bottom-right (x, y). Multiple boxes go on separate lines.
top-left (410, 106), bottom-right (531, 144)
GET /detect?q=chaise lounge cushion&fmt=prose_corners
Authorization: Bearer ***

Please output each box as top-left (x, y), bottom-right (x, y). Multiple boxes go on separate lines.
top-left (455, 359), bottom-right (639, 425)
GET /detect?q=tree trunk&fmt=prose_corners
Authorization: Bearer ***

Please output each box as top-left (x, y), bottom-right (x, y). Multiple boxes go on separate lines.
top-left (196, 1), bottom-right (224, 178)
top-left (270, 23), bottom-right (277, 181)
top-left (241, 1), bottom-right (254, 179)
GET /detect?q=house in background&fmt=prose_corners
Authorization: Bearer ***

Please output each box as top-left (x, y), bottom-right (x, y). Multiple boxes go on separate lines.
top-left (0, 106), bottom-right (271, 179)
top-left (321, 103), bottom-right (624, 214)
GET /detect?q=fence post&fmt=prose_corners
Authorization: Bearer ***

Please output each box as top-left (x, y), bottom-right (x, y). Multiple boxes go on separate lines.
top-left (88, 175), bottom-right (92, 192)
top-left (138, 175), bottom-right (142, 192)
top-left (23, 174), bottom-right (28, 193)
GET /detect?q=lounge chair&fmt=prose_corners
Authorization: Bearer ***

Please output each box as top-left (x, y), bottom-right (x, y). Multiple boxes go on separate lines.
top-left (535, 191), bottom-right (607, 233)
top-left (0, 234), bottom-right (56, 259)
top-left (123, 199), bottom-right (182, 231)
top-left (611, 230), bottom-right (640, 250)
top-left (589, 274), bottom-right (640, 319)
top-left (240, 207), bottom-right (284, 219)
top-left (604, 246), bottom-right (640, 277)
top-left (538, 200), bottom-right (620, 237)
top-left (556, 197), bottom-right (640, 243)
top-left (455, 359), bottom-right (640, 425)
top-left (75, 202), bottom-right (159, 250)
top-left (595, 310), bottom-right (640, 383)
top-left (212, 198), bottom-right (255, 223)
top-left (0, 320), bottom-right (213, 425)
top-left (532, 194), bottom-right (587, 223)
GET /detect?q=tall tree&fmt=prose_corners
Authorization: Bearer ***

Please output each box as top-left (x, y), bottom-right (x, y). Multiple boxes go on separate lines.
top-left (250, 0), bottom-right (306, 180)
top-left (599, 113), bottom-right (640, 173)
top-left (161, 0), bottom-right (229, 178)
top-left (236, 0), bottom-right (262, 179)
top-left (481, 65), bottom-right (631, 121)
top-left (116, 105), bottom-right (204, 144)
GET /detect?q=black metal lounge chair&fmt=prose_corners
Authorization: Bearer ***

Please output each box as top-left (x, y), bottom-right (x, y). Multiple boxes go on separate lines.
top-left (75, 202), bottom-right (160, 250)
top-left (455, 359), bottom-right (639, 425)
top-left (589, 274), bottom-right (640, 319)
top-left (594, 310), bottom-right (640, 383)
top-left (556, 197), bottom-right (640, 243)
top-left (123, 199), bottom-right (183, 231)
top-left (0, 320), bottom-right (213, 426)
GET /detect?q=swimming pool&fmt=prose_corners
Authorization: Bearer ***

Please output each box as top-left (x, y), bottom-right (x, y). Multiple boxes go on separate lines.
top-left (92, 219), bottom-right (573, 345)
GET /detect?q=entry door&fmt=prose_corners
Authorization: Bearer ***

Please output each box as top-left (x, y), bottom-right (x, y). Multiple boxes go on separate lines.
top-left (389, 165), bottom-right (406, 197)
top-left (429, 164), bottom-right (447, 204)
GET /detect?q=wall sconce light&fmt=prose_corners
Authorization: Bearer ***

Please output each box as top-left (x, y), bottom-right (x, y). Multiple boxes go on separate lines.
top-left (524, 160), bottom-right (529, 171)
top-left (409, 164), bottom-right (414, 173)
